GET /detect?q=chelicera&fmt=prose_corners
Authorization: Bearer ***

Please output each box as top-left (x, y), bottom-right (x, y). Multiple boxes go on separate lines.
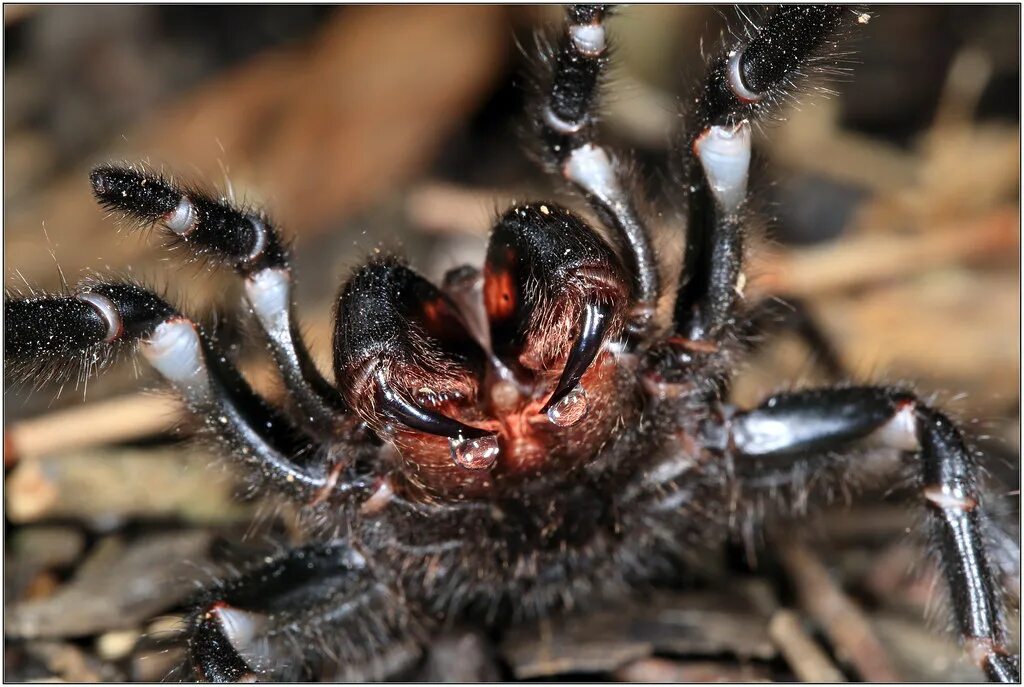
top-left (4, 5), bottom-right (1018, 682)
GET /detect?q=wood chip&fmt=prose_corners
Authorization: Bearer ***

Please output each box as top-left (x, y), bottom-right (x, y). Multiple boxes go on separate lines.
top-left (7, 527), bottom-right (85, 570)
top-left (95, 629), bottom-right (139, 661)
top-left (22, 640), bottom-right (114, 682)
top-left (6, 527), bottom-right (87, 601)
top-left (422, 629), bottom-right (500, 682)
top-left (615, 657), bottom-right (774, 683)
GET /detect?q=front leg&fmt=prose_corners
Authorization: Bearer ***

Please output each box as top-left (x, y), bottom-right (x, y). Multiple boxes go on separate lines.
top-left (5, 283), bottom-right (351, 502)
top-left (725, 386), bottom-right (1019, 682)
top-left (531, 5), bottom-right (661, 340)
top-left (674, 6), bottom-right (862, 339)
top-left (187, 540), bottom-right (421, 682)
top-left (89, 165), bottom-right (350, 438)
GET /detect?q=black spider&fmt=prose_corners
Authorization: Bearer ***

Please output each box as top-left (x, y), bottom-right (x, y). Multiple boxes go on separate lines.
top-left (3, 5), bottom-right (1019, 683)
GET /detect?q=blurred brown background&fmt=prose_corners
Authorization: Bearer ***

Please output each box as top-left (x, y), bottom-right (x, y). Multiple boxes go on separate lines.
top-left (3, 5), bottom-right (1020, 682)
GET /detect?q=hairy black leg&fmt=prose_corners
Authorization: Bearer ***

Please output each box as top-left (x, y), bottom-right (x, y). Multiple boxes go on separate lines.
top-left (674, 6), bottom-right (862, 339)
top-left (531, 5), bottom-right (660, 340)
top-left (187, 541), bottom-right (416, 681)
top-left (740, 296), bottom-right (845, 380)
top-left (89, 165), bottom-right (348, 437)
top-left (3, 283), bottom-right (360, 501)
top-left (5, 294), bottom-right (124, 359)
top-left (725, 386), bottom-right (1019, 682)
top-left (484, 203), bottom-right (628, 420)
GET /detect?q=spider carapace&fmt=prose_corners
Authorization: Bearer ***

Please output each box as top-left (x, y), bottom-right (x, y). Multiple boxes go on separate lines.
top-left (4, 5), bottom-right (1019, 682)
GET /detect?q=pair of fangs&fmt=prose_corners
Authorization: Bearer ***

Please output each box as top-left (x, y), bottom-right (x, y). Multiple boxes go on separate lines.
top-left (440, 384), bottom-right (590, 471)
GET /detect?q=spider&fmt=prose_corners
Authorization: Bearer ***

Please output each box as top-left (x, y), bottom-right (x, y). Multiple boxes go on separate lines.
top-left (4, 4), bottom-right (1019, 682)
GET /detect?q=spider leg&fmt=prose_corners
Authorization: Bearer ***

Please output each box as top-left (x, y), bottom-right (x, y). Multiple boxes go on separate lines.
top-left (724, 386), bottom-right (1019, 682)
top-left (186, 540), bottom-right (417, 681)
top-left (4, 282), bottom-right (366, 502)
top-left (89, 165), bottom-right (348, 438)
top-left (739, 295), bottom-right (845, 380)
top-left (673, 6), bottom-right (860, 339)
top-left (531, 5), bottom-right (660, 341)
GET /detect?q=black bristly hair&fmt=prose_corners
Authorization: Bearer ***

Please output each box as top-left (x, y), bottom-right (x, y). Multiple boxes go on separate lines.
top-left (3, 276), bottom-right (178, 393)
top-left (90, 165), bottom-right (291, 274)
top-left (674, 6), bottom-right (867, 340)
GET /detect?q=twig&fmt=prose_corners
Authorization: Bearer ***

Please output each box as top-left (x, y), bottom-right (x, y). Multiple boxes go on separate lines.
top-left (768, 609), bottom-right (846, 682)
top-left (752, 206), bottom-right (1018, 298)
top-left (779, 542), bottom-right (901, 682)
top-left (7, 394), bottom-right (182, 461)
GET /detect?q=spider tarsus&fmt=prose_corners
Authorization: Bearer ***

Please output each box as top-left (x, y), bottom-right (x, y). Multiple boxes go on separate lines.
top-left (4, 281), bottom-right (177, 365)
top-left (90, 165), bottom-right (180, 223)
top-left (4, 295), bottom-right (110, 361)
top-left (737, 5), bottom-right (847, 97)
top-left (90, 164), bottom-right (287, 273)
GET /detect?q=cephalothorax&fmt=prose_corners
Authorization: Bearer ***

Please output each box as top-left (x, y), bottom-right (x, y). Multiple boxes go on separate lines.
top-left (4, 5), bottom-right (1019, 682)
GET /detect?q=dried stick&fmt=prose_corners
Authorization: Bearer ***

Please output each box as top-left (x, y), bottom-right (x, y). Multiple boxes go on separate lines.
top-left (779, 542), bottom-right (901, 682)
top-left (7, 394), bottom-right (182, 462)
top-left (752, 206), bottom-right (1018, 298)
top-left (768, 609), bottom-right (846, 682)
